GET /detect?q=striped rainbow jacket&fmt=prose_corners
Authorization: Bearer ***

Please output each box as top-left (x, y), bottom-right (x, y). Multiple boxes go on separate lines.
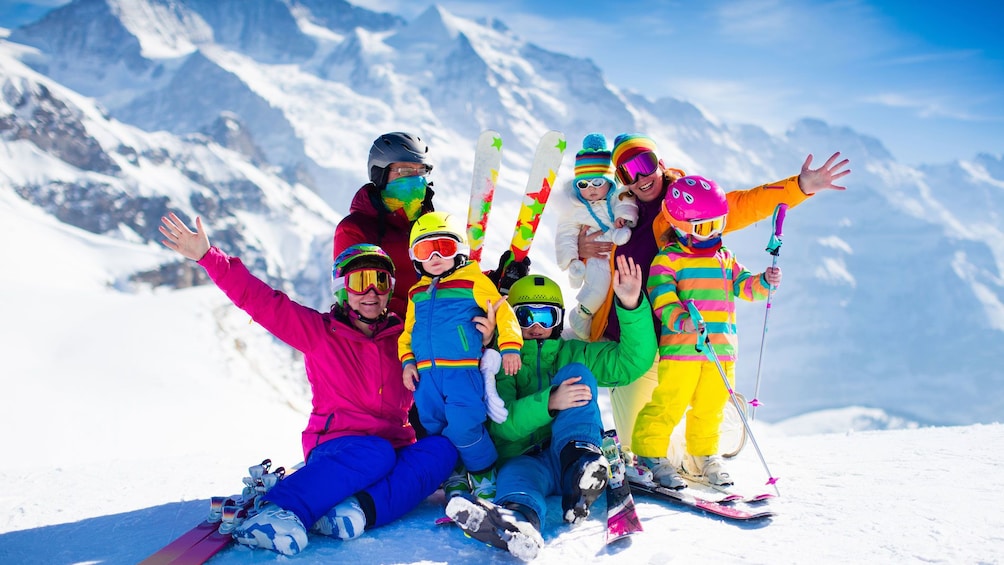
top-left (647, 239), bottom-right (774, 362)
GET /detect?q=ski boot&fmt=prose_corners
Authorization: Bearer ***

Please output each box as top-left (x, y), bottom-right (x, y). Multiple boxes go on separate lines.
top-left (559, 441), bottom-right (609, 524)
top-left (445, 494), bottom-right (543, 561)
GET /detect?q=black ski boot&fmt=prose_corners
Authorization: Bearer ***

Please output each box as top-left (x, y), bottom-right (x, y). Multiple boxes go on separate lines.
top-left (559, 440), bottom-right (610, 524)
top-left (445, 493), bottom-right (543, 561)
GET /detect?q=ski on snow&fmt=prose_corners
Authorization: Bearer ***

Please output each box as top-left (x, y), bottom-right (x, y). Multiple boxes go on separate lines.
top-left (628, 480), bottom-right (775, 521)
top-left (601, 430), bottom-right (643, 543)
top-left (677, 469), bottom-right (776, 504)
top-left (140, 459), bottom-right (284, 564)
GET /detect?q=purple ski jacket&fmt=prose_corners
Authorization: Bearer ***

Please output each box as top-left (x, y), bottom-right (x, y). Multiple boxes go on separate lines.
top-left (198, 247), bottom-right (416, 460)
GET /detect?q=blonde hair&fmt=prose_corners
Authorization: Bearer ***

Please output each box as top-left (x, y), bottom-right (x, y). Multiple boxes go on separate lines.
top-left (654, 167), bottom-right (687, 247)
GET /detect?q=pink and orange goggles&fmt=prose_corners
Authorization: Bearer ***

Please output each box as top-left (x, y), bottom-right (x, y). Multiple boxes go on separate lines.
top-left (615, 151), bottom-right (659, 185)
top-left (410, 237), bottom-right (462, 262)
top-left (344, 268), bottom-right (394, 295)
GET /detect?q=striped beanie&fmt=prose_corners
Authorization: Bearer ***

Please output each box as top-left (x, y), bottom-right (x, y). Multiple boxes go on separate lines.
top-left (612, 133), bottom-right (659, 168)
top-left (574, 133), bottom-right (615, 187)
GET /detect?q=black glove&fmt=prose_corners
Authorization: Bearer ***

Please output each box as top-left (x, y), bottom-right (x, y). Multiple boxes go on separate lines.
top-left (488, 250), bottom-right (531, 294)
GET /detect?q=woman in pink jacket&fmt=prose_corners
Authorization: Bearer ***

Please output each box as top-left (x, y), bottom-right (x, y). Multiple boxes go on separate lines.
top-left (159, 213), bottom-right (464, 556)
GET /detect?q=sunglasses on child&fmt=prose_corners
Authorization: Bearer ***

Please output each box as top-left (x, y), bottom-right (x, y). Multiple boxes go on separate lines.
top-left (615, 151), bottom-right (659, 185)
top-left (344, 268), bottom-right (394, 295)
top-left (409, 236), bottom-right (462, 262)
top-left (575, 178), bottom-right (608, 190)
top-left (514, 304), bottom-right (562, 329)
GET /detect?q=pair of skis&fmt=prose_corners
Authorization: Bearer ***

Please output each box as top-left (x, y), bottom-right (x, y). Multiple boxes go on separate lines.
top-left (466, 129), bottom-right (567, 292)
top-left (601, 429), bottom-right (775, 545)
top-left (140, 459), bottom-right (285, 565)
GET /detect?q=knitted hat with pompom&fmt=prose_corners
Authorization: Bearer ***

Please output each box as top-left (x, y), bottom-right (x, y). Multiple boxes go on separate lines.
top-left (573, 133), bottom-right (616, 188)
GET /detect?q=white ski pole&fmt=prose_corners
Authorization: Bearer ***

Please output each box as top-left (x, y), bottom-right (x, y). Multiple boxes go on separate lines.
top-left (750, 203), bottom-right (787, 421)
top-left (686, 300), bottom-right (780, 496)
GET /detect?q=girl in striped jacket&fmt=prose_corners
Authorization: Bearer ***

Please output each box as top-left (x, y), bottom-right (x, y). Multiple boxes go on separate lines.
top-left (633, 176), bottom-right (782, 489)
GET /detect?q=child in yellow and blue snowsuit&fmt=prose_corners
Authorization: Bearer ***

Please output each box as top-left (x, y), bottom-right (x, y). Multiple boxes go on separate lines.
top-left (633, 175), bottom-right (781, 489)
top-left (400, 211), bottom-right (523, 499)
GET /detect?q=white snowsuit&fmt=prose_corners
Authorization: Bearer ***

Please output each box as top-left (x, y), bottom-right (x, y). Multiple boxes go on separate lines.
top-left (555, 183), bottom-right (638, 339)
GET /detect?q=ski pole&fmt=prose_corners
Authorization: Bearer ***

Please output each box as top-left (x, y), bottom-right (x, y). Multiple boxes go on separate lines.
top-left (686, 300), bottom-right (780, 496)
top-left (750, 203), bottom-right (787, 421)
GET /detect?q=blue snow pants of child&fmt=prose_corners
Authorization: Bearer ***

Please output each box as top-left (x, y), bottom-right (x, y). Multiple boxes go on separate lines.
top-left (494, 363), bottom-right (602, 525)
top-left (414, 366), bottom-right (497, 472)
top-left (264, 434), bottom-right (457, 529)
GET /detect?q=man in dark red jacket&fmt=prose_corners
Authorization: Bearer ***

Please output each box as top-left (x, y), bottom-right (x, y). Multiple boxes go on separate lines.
top-left (334, 132), bottom-right (435, 319)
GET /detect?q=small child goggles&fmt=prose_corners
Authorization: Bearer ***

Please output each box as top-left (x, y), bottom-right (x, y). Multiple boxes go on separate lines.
top-left (344, 268), bottom-right (394, 295)
top-left (575, 178), bottom-right (608, 190)
top-left (615, 151), bottom-right (659, 185)
top-left (686, 215), bottom-right (727, 240)
top-left (409, 236), bottom-right (462, 262)
top-left (514, 304), bottom-right (562, 329)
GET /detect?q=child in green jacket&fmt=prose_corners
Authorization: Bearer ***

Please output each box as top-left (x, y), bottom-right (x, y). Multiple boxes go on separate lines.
top-left (445, 255), bottom-right (657, 560)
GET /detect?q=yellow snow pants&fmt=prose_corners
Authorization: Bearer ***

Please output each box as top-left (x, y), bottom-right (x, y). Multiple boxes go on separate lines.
top-left (629, 358), bottom-right (734, 458)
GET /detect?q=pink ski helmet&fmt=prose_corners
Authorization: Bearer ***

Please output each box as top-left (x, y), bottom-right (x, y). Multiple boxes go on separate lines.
top-left (661, 175), bottom-right (729, 240)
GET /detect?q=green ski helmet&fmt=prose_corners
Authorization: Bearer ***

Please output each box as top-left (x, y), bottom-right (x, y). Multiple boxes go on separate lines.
top-left (331, 243), bottom-right (395, 308)
top-left (507, 274), bottom-right (565, 336)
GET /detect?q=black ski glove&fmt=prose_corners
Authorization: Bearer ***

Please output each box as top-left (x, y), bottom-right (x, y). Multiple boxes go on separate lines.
top-left (488, 250), bottom-right (531, 294)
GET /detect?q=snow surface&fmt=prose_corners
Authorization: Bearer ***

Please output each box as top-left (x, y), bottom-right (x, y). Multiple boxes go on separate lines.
top-left (2, 159), bottom-right (1004, 564)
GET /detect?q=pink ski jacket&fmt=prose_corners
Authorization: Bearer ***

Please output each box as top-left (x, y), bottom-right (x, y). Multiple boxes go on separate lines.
top-left (198, 247), bottom-right (416, 460)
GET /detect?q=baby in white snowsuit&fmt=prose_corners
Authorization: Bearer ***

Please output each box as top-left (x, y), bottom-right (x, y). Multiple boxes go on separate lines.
top-left (555, 133), bottom-right (638, 340)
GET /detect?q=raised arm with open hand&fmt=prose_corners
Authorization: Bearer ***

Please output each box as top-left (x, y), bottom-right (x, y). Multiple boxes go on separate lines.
top-left (160, 212), bottom-right (211, 261)
top-left (798, 152), bottom-right (851, 195)
top-left (612, 255), bottom-right (643, 310)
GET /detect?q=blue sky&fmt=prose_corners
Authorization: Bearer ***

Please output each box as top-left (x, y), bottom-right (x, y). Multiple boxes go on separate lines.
top-left (2, 0), bottom-right (1001, 165)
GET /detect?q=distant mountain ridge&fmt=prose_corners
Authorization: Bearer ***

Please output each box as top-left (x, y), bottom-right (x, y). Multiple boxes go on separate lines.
top-left (1, 0), bottom-right (1002, 426)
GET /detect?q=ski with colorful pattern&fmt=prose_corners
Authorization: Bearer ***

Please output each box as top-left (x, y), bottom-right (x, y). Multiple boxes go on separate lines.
top-left (495, 130), bottom-right (566, 293)
top-left (509, 130), bottom-right (565, 262)
top-left (466, 130), bottom-right (503, 265)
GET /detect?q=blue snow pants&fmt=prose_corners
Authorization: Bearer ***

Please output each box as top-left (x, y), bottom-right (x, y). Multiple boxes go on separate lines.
top-left (264, 434), bottom-right (457, 529)
top-left (494, 363), bottom-right (603, 525)
top-left (414, 366), bottom-right (497, 472)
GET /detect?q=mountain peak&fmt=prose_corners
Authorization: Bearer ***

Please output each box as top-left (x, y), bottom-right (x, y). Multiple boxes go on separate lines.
top-left (388, 4), bottom-right (461, 46)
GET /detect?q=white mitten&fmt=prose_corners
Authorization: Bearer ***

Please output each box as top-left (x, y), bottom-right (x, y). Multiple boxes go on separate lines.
top-left (568, 259), bottom-right (586, 288)
top-left (480, 349), bottom-right (508, 423)
top-left (610, 226), bottom-right (631, 246)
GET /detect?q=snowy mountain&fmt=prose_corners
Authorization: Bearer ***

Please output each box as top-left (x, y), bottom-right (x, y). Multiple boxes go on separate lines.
top-left (1, 2), bottom-right (1003, 562)
top-left (2, 1), bottom-right (1003, 428)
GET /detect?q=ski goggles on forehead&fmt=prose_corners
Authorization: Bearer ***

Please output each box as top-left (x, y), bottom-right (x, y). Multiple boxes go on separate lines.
top-left (409, 236), bottom-right (461, 262)
top-left (514, 304), bottom-right (562, 329)
top-left (344, 268), bottom-right (394, 295)
top-left (575, 178), bottom-right (608, 190)
top-left (615, 151), bottom-right (659, 185)
top-left (687, 215), bottom-right (727, 240)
